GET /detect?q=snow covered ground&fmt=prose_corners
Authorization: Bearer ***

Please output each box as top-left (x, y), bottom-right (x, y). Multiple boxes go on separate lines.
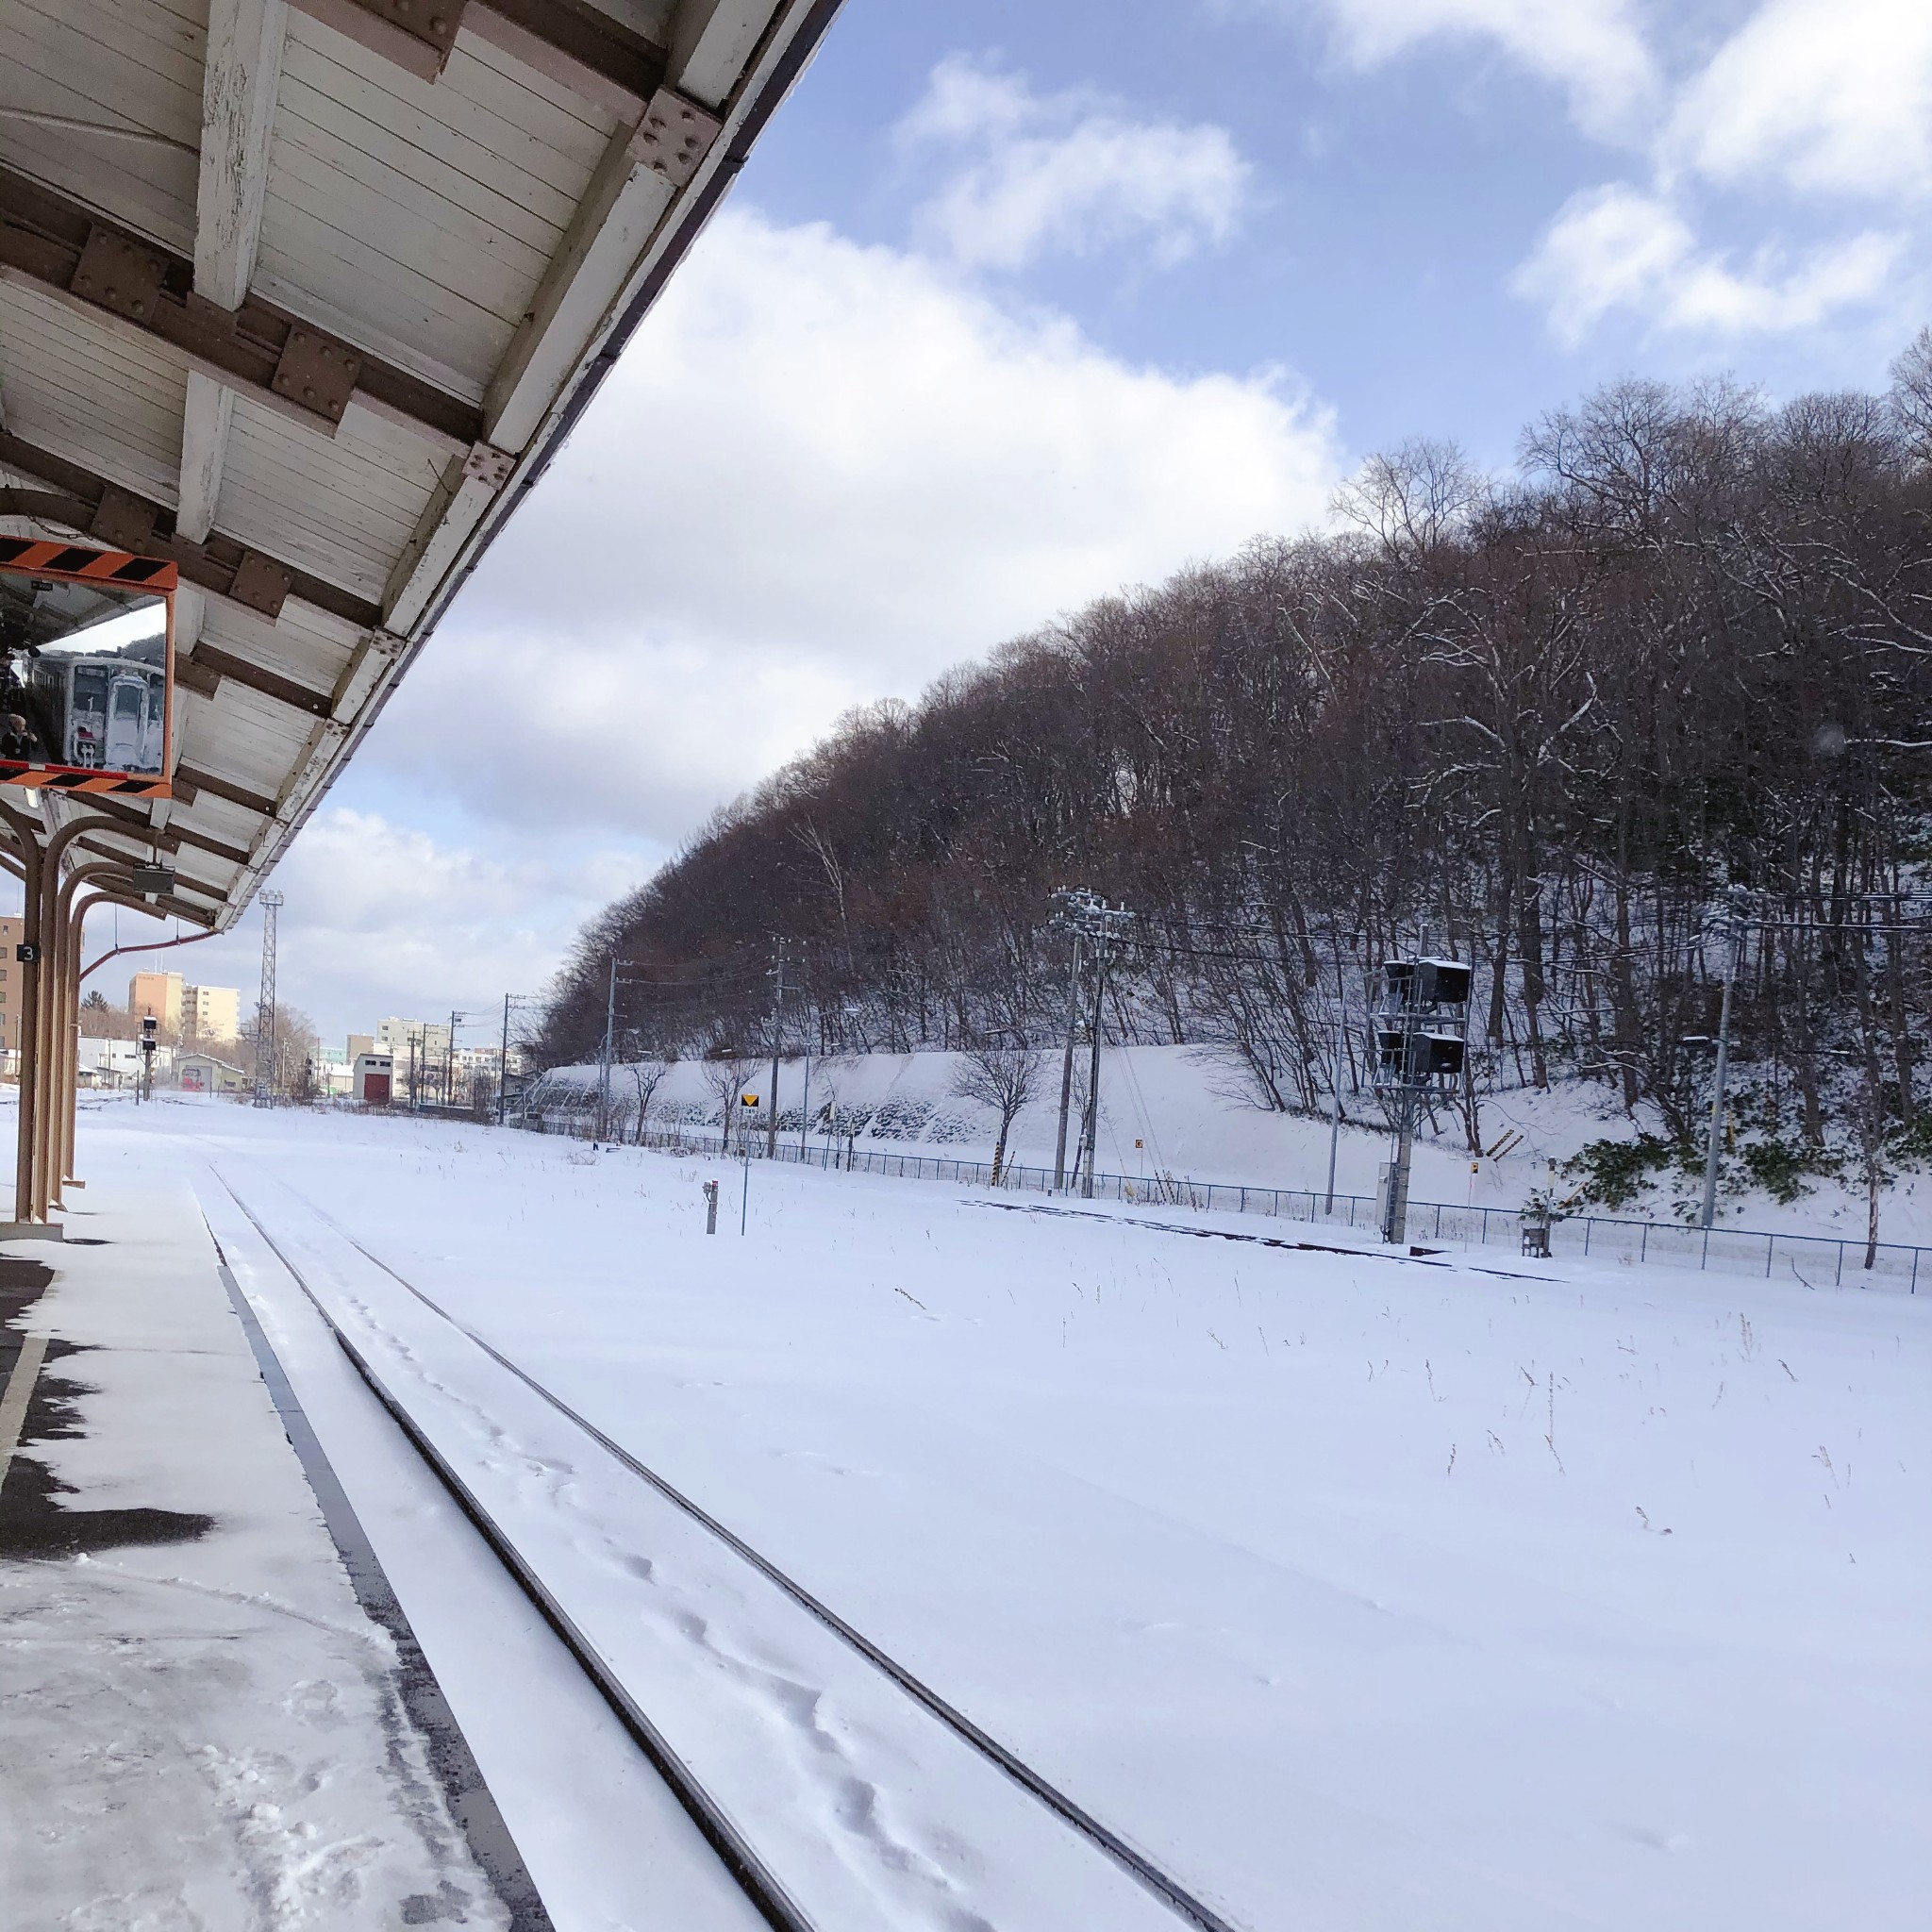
top-left (530, 1042), bottom-right (1932, 1251)
top-left (0, 1164), bottom-right (517, 1931)
top-left (80, 1096), bottom-right (1932, 1928)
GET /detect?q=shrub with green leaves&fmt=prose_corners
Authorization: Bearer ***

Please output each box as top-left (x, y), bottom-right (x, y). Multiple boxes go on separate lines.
top-left (1565, 1135), bottom-right (1684, 1209)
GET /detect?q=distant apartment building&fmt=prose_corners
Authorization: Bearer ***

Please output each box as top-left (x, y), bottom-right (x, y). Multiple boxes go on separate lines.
top-left (129, 969), bottom-right (182, 1030)
top-left (377, 1018), bottom-right (452, 1070)
top-left (128, 971), bottom-right (241, 1041)
top-left (182, 983), bottom-right (241, 1042)
top-left (0, 913), bottom-right (19, 1072)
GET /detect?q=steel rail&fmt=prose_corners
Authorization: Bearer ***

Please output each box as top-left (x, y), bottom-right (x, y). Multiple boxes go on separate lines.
top-left (214, 1159), bottom-right (1249, 1932)
top-left (209, 1168), bottom-right (818, 1932)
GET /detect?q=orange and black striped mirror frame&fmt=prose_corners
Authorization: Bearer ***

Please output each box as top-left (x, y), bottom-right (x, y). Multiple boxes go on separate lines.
top-left (0, 537), bottom-right (175, 799)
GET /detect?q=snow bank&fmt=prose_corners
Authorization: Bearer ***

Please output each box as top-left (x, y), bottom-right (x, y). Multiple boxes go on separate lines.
top-left (108, 1100), bottom-right (1932, 1932)
top-left (527, 1046), bottom-right (1932, 1249)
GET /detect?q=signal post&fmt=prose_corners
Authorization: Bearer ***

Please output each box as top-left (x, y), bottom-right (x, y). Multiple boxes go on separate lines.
top-left (1373, 957), bottom-right (1472, 1245)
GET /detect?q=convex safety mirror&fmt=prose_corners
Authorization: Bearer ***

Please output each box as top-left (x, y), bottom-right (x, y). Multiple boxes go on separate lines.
top-left (0, 538), bottom-right (175, 797)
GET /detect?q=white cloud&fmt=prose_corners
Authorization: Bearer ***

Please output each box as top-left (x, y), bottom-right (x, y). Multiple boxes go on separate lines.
top-left (76, 808), bottom-right (642, 1043)
top-left (1289, 0), bottom-right (1658, 140)
top-left (1511, 183), bottom-right (1903, 343)
top-left (898, 56), bottom-right (1253, 270)
top-left (1668, 0), bottom-right (1932, 200)
top-left (386, 206), bottom-right (1341, 842)
top-left (110, 201), bottom-right (1339, 1038)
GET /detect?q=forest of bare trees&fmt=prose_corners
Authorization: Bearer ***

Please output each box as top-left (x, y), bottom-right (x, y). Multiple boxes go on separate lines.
top-left (542, 339), bottom-right (1932, 1195)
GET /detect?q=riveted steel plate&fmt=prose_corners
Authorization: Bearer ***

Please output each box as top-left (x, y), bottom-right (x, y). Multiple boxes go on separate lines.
top-left (227, 550), bottom-right (294, 618)
top-left (70, 227), bottom-right (167, 324)
top-left (362, 0), bottom-right (466, 62)
top-left (631, 88), bottom-right (722, 190)
top-left (271, 326), bottom-right (362, 426)
top-left (89, 487), bottom-right (158, 553)
top-left (462, 442), bottom-right (515, 489)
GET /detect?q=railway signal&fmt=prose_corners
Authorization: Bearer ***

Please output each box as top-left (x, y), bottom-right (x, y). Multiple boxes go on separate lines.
top-left (1373, 956), bottom-right (1471, 1244)
top-left (736, 1094), bottom-right (761, 1233)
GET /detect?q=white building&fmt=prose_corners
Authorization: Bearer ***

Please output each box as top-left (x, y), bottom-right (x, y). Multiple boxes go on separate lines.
top-left (183, 983), bottom-right (242, 1043)
top-left (377, 1018), bottom-right (453, 1068)
top-left (78, 1039), bottom-right (175, 1088)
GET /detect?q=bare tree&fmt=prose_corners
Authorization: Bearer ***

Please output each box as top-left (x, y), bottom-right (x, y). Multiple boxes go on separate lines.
top-left (625, 1056), bottom-right (673, 1143)
top-left (1334, 436), bottom-right (1487, 555)
top-left (1891, 325), bottom-right (1932, 459)
top-left (701, 1048), bottom-right (758, 1153)
top-left (241, 1002), bottom-right (320, 1097)
top-left (527, 350), bottom-right (1932, 1191)
top-left (952, 1041), bottom-right (1043, 1184)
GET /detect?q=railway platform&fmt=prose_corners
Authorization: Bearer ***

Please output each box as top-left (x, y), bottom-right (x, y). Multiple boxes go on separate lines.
top-left (0, 1161), bottom-right (540, 1931)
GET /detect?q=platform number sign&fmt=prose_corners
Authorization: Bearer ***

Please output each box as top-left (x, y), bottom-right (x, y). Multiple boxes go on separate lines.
top-left (0, 539), bottom-right (176, 798)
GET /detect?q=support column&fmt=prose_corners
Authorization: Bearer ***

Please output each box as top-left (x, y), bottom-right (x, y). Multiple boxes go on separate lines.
top-left (0, 806), bottom-right (40, 1224)
top-left (58, 874), bottom-right (146, 1191)
top-left (17, 818), bottom-right (132, 1223)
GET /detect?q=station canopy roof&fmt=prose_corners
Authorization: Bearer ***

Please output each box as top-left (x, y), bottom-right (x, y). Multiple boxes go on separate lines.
top-left (0, 0), bottom-right (839, 926)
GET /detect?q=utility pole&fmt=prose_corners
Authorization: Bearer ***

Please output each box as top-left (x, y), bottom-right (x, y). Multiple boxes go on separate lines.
top-left (1080, 943), bottom-right (1107, 1198)
top-left (1052, 927), bottom-right (1082, 1192)
top-left (766, 938), bottom-right (785, 1160)
top-left (598, 956), bottom-right (616, 1141)
top-left (252, 890), bottom-right (282, 1108)
top-left (497, 992), bottom-right (512, 1124)
top-left (1700, 924), bottom-right (1744, 1231)
top-left (1324, 1001), bottom-right (1345, 1215)
top-left (446, 1009), bottom-right (464, 1108)
top-left (1043, 889), bottom-right (1134, 1196)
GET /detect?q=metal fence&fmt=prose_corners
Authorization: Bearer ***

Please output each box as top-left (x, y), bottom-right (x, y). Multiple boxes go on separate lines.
top-left (519, 1110), bottom-right (1924, 1293)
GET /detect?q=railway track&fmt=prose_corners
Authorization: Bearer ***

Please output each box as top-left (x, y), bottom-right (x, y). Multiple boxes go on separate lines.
top-left (208, 1162), bottom-right (1247, 1932)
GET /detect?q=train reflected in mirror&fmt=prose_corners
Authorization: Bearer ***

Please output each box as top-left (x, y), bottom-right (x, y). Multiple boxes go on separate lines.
top-left (0, 540), bottom-right (175, 796)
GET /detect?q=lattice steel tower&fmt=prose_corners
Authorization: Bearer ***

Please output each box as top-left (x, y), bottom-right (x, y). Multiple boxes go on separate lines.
top-left (254, 890), bottom-right (284, 1108)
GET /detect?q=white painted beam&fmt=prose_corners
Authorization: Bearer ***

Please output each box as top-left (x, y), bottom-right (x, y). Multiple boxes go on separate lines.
top-left (175, 584), bottom-right (209, 654)
top-left (482, 3), bottom-right (783, 453)
top-left (176, 374), bottom-right (235, 544)
top-left (670, 0), bottom-right (781, 109)
top-left (195, 0), bottom-right (288, 310)
top-left (483, 129), bottom-right (676, 453)
top-left (182, 0), bottom-right (288, 541)
top-left (380, 452), bottom-right (501, 634)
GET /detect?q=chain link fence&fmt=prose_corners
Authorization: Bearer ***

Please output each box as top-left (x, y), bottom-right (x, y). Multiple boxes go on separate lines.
top-left (516, 1105), bottom-right (1924, 1294)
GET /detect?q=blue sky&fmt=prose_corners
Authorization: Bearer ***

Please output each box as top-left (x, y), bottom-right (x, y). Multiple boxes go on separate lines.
top-left (115, 0), bottom-right (1932, 1043)
top-left (759, 0), bottom-right (1924, 458)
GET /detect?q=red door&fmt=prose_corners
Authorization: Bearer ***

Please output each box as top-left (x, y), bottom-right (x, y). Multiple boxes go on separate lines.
top-left (363, 1073), bottom-right (391, 1103)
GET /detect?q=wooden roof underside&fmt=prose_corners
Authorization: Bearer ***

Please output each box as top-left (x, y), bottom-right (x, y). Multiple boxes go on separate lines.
top-left (0, 0), bottom-right (838, 926)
